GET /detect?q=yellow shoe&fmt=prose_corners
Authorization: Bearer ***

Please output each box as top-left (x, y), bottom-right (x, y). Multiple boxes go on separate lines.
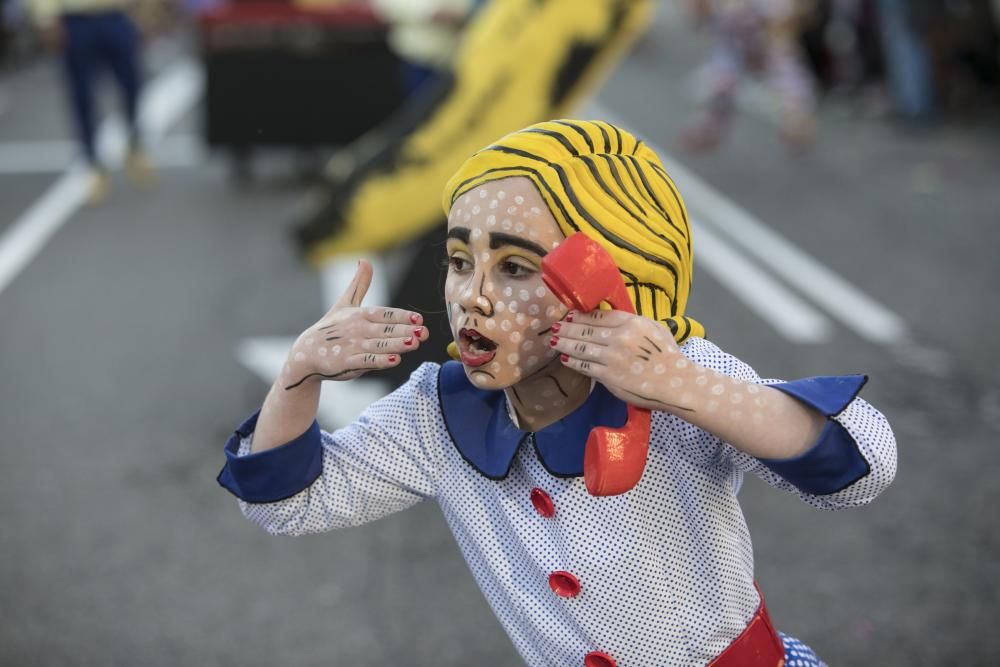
top-left (86, 169), bottom-right (110, 205)
top-left (125, 149), bottom-right (157, 186)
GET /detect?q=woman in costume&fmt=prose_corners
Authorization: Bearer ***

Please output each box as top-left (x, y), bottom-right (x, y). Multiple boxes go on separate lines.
top-left (219, 120), bottom-right (896, 667)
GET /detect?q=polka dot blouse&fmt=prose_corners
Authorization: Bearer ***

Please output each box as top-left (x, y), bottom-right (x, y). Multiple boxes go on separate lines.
top-left (219, 338), bottom-right (895, 666)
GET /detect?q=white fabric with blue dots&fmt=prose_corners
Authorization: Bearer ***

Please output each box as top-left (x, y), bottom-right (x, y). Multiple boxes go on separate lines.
top-left (234, 338), bottom-right (894, 666)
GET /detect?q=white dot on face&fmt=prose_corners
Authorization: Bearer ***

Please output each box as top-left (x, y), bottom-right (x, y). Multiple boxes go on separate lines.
top-left (519, 289), bottom-right (530, 302)
top-left (507, 353), bottom-right (519, 364)
top-left (534, 404), bottom-right (544, 412)
top-left (318, 347), bottom-right (327, 357)
top-left (471, 228), bottom-right (482, 240)
top-left (601, 330), bottom-right (612, 339)
top-left (332, 345), bottom-right (342, 355)
top-left (545, 306), bottom-right (558, 318)
top-left (510, 332), bottom-right (522, 343)
top-left (508, 301), bottom-right (519, 312)
top-left (534, 286), bottom-right (547, 298)
top-left (472, 374), bottom-right (488, 385)
top-left (695, 375), bottom-right (708, 386)
top-left (480, 252), bottom-right (490, 262)
top-left (522, 340), bottom-right (534, 351)
top-left (530, 206), bottom-right (541, 215)
top-left (630, 362), bottom-right (644, 375)
top-left (711, 384), bottom-right (725, 395)
top-left (497, 191), bottom-right (506, 200)
top-left (528, 304), bottom-right (540, 315)
top-left (479, 189), bottom-right (487, 198)
top-left (529, 229), bottom-right (538, 239)
top-left (707, 400), bottom-right (719, 412)
top-left (485, 319), bottom-right (497, 330)
top-left (462, 195), bottom-right (470, 204)
top-left (754, 396), bottom-right (766, 407)
top-left (489, 362), bottom-right (501, 373)
top-left (487, 215), bottom-right (496, 225)
top-left (507, 206), bottom-right (518, 214)
top-left (669, 377), bottom-right (683, 388)
top-left (294, 352), bottom-right (306, 362)
top-left (730, 393), bottom-right (743, 404)
top-left (515, 313), bottom-right (526, 325)
top-left (504, 286), bottom-right (513, 297)
top-left (484, 282), bottom-right (494, 292)
top-left (528, 355), bottom-right (539, 365)
top-left (530, 319), bottom-right (541, 330)
top-left (501, 219), bottom-right (513, 230)
top-left (514, 195), bottom-right (524, 205)
top-left (675, 358), bottom-right (689, 369)
top-left (472, 205), bottom-right (481, 214)
top-left (514, 222), bottom-right (525, 233)
top-left (501, 320), bottom-right (512, 331)
top-left (304, 336), bottom-right (314, 345)
top-left (654, 363), bottom-right (666, 375)
top-left (496, 302), bottom-right (506, 313)
top-left (489, 200), bottom-right (498, 209)
top-left (513, 367), bottom-right (522, 378)
top-left (747, 384), bottom-right (760, 394)
top-left (462, 289), bottom-right (473, 300)
top-left (450, 302), bottom-right (460, 314)
top-left (463, 213), bottom-right (471, 222)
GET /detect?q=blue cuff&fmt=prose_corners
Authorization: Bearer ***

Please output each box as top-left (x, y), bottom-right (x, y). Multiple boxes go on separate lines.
top-left (760, 375), bottom-right (870, 495)
top-left (216, 410), bottom-right (324, 503)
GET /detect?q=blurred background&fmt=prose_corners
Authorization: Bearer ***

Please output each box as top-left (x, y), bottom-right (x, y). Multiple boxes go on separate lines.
top-left (1, 0), bottom-right (998, 664)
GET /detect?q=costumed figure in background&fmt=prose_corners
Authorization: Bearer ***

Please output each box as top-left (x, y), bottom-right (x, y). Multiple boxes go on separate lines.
top-left (682, 0), bottom-right (817, 152)
top-left (295, 0), bottom-right (653, 262)
top-left (219, 120), bottom-right (896, 667)
top-left (28, 0), bottom-right (154, 203)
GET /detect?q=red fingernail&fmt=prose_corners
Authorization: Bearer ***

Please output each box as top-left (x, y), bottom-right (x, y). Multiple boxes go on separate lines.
top-left (404, 337), bottom-right (414, 346)
top-left (566, 312), bottom-right (575, 322)
top-left (409, 313), bottom-right (421, 324)
top-left (549, 335), bottom-right (559, 347)
top-left (413, 327), bottom-right (424, 337)
top-left (551, 322), bottom-right (561, 333)
top-left (388, 354), bottom-right (399, 363)
top-left (560, 353), bottom-right (569, 363)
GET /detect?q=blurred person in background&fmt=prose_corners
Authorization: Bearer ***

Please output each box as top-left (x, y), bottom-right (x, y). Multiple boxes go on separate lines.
top-left (681, 0), bottom-right (817, 153)
top-left (27, 0), bottom-right (154, 203)
top-left (874, 0), bottom-right (934, 123)
top-left (370, 0), bottom-right (479, 99)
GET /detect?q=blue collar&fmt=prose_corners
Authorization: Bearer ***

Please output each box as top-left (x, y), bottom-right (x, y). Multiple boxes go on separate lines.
top-left (437, 361), bottom-right (628, 480)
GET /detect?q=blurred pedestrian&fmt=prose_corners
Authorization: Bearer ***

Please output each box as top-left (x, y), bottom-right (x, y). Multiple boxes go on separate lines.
top-left (682, 0), bottom-right (817, 152)
top-left (875, 0), bottom-right (934, 122)
top-left (370, 0), bottom-right (478, 98)
top-left (27, 0), bottom-right (154, 203)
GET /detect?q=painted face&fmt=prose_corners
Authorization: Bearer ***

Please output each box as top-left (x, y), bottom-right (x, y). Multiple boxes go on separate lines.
top-left (445, 177), bottom-right (568, 389)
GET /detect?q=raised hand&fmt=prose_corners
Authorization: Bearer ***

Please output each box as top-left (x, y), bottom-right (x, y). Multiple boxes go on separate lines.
top-left (281, 260), bottom-right (429, 391)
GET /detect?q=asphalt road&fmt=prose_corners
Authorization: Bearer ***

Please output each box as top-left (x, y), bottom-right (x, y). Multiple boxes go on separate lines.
top-left (2, 10), bottom-right (999, 666)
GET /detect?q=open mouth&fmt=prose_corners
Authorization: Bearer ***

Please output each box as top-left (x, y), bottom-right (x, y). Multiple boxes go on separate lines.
top-left (458, 328), bottom-right (498, 367)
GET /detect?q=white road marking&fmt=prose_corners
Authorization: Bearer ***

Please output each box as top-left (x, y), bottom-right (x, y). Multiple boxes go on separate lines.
top-left (589, 102), bottom-right (909, 344)
top-left (0, 135), bottom-right (204, 174)
top-left (659, 153), bottom-right (910, 344)
top-left (693, 222), bottom-right (833, 343)
top-left (0, 59), bottom-right (204, 298)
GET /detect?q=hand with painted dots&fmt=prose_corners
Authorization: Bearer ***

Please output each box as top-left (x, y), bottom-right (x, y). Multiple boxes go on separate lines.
top-left (249, 260), bottom-right (428, 454)
top-left (283, 260), bottom-right (429, 389)
top-left (551, 308), bottom-right (827, 460)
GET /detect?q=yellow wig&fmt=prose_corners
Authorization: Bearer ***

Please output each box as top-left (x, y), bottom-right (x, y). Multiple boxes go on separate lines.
top-left (443, 119), bottom-right (705, 343)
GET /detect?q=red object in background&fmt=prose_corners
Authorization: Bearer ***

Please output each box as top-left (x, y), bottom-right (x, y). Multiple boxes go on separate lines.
top-left (541, 233), bottom-right (651, 497)
top-left (199, 1), bottom-right (379, 28)
top-left (584, 651), bottom-right (616, 667)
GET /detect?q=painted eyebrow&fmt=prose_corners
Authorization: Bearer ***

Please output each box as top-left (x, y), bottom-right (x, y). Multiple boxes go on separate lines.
top-left (447, 227), bottom-right (471, 244)
top-left (489, 232), bottom-right (548, 257)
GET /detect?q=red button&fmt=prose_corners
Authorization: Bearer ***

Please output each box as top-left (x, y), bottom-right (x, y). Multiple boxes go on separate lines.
top-left (584, 651), bottom-right (616, 667)
top-left (530, 487), bottom-right (555, 517)
top-left (548, 570), bottom-right (581, 598)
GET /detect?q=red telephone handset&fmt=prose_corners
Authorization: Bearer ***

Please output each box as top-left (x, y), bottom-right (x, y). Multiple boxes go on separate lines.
top-left (541, 233), bottom-right (651, 496)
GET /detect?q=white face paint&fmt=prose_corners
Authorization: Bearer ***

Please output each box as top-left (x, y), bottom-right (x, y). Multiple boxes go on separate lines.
top-left (444, 177), bottom-right (567, 390)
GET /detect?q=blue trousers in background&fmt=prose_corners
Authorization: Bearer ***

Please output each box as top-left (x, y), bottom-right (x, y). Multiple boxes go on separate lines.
top-left (61, 11), bottom-right (142, 166)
